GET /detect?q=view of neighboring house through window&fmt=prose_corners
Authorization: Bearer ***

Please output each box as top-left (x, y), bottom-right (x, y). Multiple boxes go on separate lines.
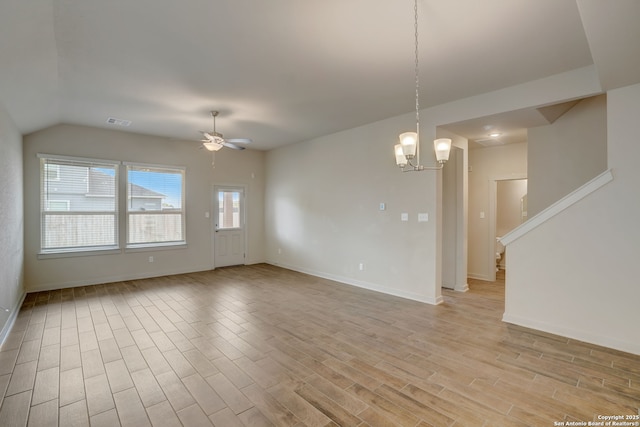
top-left (39, 155), bottom-right (119, 252)
top-left (39, 155), bottom-right (187, 255)
top-left (126, 164), bottom-right (185, 246)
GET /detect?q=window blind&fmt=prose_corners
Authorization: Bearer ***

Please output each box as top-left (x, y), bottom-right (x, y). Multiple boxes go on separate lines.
top-left (40, 155), bottom-right (119, 252)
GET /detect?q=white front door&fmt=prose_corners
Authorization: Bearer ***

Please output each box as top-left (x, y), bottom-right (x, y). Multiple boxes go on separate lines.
top-left (213, 186), bottom-right (245, 267)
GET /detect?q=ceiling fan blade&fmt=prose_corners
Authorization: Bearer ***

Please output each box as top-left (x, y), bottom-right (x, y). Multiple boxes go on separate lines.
top-left (200, 131), bottom-right (215, 142)
top-left (225, 138), bottom-right (252, 144)
top-left (222, 142), bottom-right (246, 150)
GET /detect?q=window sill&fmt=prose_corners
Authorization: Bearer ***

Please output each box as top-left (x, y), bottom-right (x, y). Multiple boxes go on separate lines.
top-left (125, 242), bottom-right (187, 253)
top-left (38, 247), bottom-right (121, 260)
top-left (38, 242), bottom-right (188, 259)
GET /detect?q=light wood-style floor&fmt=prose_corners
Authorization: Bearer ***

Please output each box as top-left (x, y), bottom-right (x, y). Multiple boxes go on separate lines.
top-left (0, 265), bottom-right (638, 426)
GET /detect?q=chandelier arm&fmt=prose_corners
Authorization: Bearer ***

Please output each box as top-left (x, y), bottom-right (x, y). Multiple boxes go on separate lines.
top-left (401, 165), bottom-right (443, 172)
top-left (401, 156), bottom-right (443, 172)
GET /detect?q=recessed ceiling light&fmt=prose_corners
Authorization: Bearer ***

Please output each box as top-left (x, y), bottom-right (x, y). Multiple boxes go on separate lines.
top-left (488, 132), bottom-right (502, 138)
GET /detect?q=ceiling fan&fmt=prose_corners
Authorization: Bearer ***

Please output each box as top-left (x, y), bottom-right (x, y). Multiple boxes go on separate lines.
top-left (200, 111), bottom-right (252, 151)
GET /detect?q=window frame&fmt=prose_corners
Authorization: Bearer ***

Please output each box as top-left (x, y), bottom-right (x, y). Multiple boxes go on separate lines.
top-left (124, 162), bottom-right (186, 249)
top-left (38, 154), bottom-right (120, 256)
top-left (217, 189), bottom-right (243, 230)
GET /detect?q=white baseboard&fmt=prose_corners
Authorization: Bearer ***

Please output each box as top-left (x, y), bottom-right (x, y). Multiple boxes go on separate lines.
top-left (26, 264), bottom-right (214, 293)
top-left (268, 261), bottom-right (444, 305)
top-left (467, 272), bottom-right (490, 281)
top-left (503, 312), bottom-right (640, 356)
top-left (0, 291), bottom-right (27, 347)
top-left (455, 283), bottom-right (469, 292)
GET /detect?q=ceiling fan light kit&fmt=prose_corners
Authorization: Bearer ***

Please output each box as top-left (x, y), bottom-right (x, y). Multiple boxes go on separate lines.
top-left (203, 141), bottom-right (224, 151)
top-left (200, 111), bottom-right (252, 151)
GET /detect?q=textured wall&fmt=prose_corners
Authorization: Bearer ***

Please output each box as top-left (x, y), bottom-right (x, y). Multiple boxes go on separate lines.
top-left (0, 105), bottom-right (25, 340)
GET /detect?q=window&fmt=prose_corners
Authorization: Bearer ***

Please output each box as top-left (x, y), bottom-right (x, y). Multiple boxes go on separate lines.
top-left (217, 190), bottom-right (241, 229)
top-left (39, 155), bottom-right (187, 255)
top-left (126, 164), bottom-right (185, 246)
top-left (40, 155), bottom-right (118, 252)
top-left (46, 200), bottom-right (70, 211)
top-left (44, 164), bottom-right (60, 181)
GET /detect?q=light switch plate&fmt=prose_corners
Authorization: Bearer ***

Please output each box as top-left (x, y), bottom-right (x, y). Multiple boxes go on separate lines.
top-left (401, 213), bottom-right (409, 221)
top-left (379, 203), bottom-right (386, 211)
top-left (418, 213), bottom-right (429, 222)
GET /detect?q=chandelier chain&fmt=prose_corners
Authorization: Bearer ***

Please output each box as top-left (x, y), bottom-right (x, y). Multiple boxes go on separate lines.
top-left (393, 0), bottom-right (451, 171)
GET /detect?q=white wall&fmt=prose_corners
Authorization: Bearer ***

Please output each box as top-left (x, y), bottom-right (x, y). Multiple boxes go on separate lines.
top-left (527, 95), bottom-right (607, 216)
top-left (468, 143), bottom-right (528, 280)
top-left (504, 83), bottom-right (640, 355)
top-left (23, 124), bottom-right (265, 291)
top-left (0, 105), bottom-right (25, 341)
top-left (265, 115), bottom-right (444, 304)
top-left (265, 66), bottom-right (602, 304)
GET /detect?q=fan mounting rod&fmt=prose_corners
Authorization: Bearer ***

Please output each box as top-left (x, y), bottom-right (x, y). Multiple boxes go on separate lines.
top-left (210, 111), bottom-right (219, 132)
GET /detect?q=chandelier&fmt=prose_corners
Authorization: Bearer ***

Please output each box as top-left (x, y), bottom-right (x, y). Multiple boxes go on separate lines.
top-left (394, 0), bottom-right (451, 171)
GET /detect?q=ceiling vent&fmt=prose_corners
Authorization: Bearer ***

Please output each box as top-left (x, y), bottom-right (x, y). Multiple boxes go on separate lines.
top-left (106, 117), bottom-right (132, 127)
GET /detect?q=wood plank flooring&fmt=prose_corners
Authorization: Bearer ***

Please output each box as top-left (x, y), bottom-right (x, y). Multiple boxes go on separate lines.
top-left (0, 265), bottom-right (638, 426)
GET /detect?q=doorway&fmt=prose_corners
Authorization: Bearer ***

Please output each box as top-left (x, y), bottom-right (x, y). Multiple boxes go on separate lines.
top-left (488, 177), bottom-right (527, 280)
top-left (213, 185), bottom-right (246, 267)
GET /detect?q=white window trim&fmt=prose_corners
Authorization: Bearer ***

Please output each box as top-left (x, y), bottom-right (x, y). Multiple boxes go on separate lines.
top-left (38, 153), bottom-right (120, 255)
top-left (125, 162), bottom-right (186, 248)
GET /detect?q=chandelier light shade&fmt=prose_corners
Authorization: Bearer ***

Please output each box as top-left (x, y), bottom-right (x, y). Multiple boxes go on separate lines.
top-left (395, 144), bottom-right (408, 167)
top-left (434, 138), bottom-right (452, 164)
top-left (393, 0), bottom-right (451, 171)
top-left (399, 132), bottom-right (418, 159)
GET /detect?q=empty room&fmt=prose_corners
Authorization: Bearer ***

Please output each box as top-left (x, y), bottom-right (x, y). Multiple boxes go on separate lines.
top-left (1, 0), bottom-right (639, 426)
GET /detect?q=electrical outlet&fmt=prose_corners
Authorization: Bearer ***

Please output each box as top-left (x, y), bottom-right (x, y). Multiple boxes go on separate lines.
top-left (359, 263), bottom-right (364, 271)
top-left (148, 256), bottom-right (154, 263)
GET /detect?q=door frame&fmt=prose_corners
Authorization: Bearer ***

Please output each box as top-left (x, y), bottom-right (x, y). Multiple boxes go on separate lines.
top-left (488, 174), bottom-right (527, 281)
top-left (212, 183), bottom-right (248, 268)
top-left (442, 143), bottom-right (469, 292)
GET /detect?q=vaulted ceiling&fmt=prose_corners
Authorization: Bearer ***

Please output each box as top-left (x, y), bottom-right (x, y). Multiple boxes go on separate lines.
top-left (1, 0), bottom-right (639, 150)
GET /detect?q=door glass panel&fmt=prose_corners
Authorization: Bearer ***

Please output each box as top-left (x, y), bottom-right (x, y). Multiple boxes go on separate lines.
top-left (218, 190), bottom-right (241, 229)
